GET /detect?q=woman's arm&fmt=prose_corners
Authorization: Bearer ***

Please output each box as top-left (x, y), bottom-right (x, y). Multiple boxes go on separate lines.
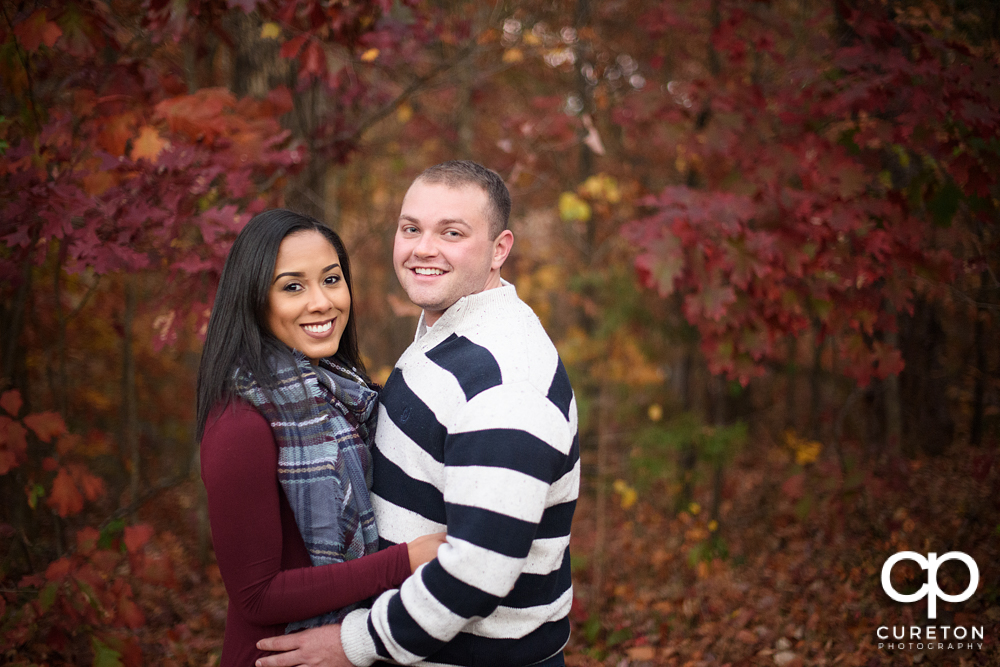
top-left (200, 401), bottom-right (412, 626)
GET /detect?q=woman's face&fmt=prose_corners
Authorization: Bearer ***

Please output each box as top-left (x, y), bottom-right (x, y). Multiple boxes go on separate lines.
top-left (266, 230), bottom-right (351, 363)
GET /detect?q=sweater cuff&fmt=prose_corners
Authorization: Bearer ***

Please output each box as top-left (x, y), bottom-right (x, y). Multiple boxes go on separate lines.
top-left (341, 608), bottom-right (378, 667)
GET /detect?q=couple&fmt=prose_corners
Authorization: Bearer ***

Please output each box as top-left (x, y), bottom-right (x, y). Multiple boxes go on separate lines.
top-left (196, 161), bottom-right (581, 667)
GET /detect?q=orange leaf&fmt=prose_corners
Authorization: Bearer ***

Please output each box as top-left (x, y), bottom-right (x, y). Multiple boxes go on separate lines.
top-left (45, 557), bottom-right (73, 580)
top-left (124, 524), bottom-right (154, 554)
top-left (56, 432), bottom-right (82, 456)
top-left (24, 411), bottom-right (67, 443)
top-left (70, 463), bottom-right (105, 501)
top-left (13, 10), bottom-right (63, 52)
top-left (97, 113), bottom-right (136, 156)
top-left (131, 125), bottom-right (169, 163)
top-left (48, 468), bottom-right (83, 517)
top-left (0, 389), bottom-right (22, 416)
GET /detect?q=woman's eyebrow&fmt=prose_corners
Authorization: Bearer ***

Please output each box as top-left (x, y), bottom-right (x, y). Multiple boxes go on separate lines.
top-left (272, 263), bottom-right (340, 283)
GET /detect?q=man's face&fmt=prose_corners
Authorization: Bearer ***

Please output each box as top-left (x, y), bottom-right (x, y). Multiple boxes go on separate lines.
top-left (393, 180), bottom-right (511, 326)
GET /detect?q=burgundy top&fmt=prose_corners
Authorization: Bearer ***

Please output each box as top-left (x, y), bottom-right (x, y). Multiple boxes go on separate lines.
top-left (200, 401), bottom-right (410, 667)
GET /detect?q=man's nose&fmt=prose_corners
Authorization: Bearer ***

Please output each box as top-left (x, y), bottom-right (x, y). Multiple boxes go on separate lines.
top-left (413, 232), bottom-right (438, 257)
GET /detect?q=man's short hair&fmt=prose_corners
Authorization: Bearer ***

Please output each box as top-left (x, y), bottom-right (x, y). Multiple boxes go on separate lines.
top-left (416, 160), bottom-right (511, 240)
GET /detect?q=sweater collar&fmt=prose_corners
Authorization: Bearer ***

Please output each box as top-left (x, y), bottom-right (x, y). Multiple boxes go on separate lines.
top-left (414, 279), bottom-right (516, 342)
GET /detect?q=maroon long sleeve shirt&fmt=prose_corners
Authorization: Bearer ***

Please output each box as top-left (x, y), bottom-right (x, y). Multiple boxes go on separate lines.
top-left (200, 401), bottom-right (410, 667)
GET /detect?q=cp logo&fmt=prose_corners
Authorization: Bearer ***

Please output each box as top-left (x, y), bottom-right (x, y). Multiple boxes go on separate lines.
top-left (881, 551), bottom-right (979, 619)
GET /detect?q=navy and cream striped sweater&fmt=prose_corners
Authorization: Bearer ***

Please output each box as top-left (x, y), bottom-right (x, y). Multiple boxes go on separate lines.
top-left (340, 283), bottom-right (580, 666)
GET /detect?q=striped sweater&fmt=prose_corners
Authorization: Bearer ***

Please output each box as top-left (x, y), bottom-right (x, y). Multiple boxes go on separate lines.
top-left (340, 283), bottom-right (580, 666)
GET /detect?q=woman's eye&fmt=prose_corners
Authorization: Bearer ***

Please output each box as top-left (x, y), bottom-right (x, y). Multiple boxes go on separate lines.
top-left (282, 282), bottom-right (303, 292)
top-left (324, 275), bottom-right (340, 285)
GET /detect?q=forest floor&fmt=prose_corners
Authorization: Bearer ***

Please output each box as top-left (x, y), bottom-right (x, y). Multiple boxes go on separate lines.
top-left (562, 434), bottom-right (1000, 667)
top-left (128, 434), bottom-right (1000, 667)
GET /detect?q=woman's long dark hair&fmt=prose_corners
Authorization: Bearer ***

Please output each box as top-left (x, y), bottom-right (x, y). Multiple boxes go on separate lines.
top-left (195, 209), bottom-right (367, 441)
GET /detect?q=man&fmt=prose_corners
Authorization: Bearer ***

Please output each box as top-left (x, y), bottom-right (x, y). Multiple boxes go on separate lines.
top-left (257, 161), bottom-right (579, 667)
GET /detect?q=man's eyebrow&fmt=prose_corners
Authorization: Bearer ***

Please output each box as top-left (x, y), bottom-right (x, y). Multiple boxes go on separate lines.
top-left (272, 263), bottom-right (340, 284)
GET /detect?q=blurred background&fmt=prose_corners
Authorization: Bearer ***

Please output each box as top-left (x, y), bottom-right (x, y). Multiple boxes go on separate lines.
top-left (1, 0), bottom-right (998, 664)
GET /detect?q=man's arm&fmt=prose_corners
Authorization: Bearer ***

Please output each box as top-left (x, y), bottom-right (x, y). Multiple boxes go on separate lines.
top-left (341, 383), bottom-right (576, 666)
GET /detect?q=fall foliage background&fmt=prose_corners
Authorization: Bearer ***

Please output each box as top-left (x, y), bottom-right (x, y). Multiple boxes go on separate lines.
top-left (1, 0), bottom-right (999, 665)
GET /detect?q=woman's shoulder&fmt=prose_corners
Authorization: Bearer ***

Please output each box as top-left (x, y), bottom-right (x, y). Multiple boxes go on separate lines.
top-left (202, 399), bottom-right (272, 446)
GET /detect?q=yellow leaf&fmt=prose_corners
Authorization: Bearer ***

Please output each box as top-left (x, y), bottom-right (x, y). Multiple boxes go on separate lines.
top-left (260, 22), bottom-right (281, 39)
top-left (396, 102), bottom-right (413, 124)
top-left (502, 48), bottom-right (524, 63)
top-left (360, 48), bottom-right (379, 62)
top-left (523, 32), bottom-right (541, 46)
top-left (131, 125), bottom-right (169, 163)
top-left (558, 192), bottom-right (591, 222)
top-left (689, 502), bottom-right (701, 515)
top-left (613, 479), bottom-right (637, 509)
top-left (648, 404), bottom-right (663, 422)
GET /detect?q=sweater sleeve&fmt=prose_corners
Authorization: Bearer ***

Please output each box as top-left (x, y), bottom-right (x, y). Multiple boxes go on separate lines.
top-left (341, 383), bottom-right (574, 665)
top-left (200, 401), bottom-right (411, 626)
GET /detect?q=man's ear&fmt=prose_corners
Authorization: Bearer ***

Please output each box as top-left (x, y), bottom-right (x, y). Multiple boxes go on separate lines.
top-left (491, 229), bottom-right (514, 270)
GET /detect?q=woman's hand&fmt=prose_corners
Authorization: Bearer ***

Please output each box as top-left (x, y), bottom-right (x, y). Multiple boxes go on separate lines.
top-left (406, 532), bottom-right (447, 573)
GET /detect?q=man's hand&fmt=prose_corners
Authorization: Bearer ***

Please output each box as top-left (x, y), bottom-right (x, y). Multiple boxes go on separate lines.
top-left (255, 624), bottom-right (352, 667)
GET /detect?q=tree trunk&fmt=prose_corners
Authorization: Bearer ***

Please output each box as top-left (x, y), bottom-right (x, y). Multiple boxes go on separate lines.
top-left (1, 256), bottom-right (32, 390)
top-left (808, 322), bottom-right (823, 441)
top-left (590, 386), bottom-right (611, 608)
top-left (883, 322), bottom-right (904, 457)
top-left (121, 281), bottom-right (140, 512)
top-left (785, 337), bottom-right (798, 431)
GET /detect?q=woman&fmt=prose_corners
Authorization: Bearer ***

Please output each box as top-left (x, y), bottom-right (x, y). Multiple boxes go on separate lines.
top-left (196, 209), bottom-right (444, 667)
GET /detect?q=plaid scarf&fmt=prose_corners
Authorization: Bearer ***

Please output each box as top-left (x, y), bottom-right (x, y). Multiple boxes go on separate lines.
top-left (234, 351), bottom-right (380, 630)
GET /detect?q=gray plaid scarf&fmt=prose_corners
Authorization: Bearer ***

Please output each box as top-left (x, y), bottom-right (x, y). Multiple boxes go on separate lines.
top-left (234, 351), bottom-right (380, 630)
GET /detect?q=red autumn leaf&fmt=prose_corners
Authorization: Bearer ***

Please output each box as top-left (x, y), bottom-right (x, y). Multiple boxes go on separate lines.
top-left (76, 526), bottom-right (100, 554)
top-left (70, 464), bottom-right (106, 501)
top-left (14, 10), bottom-right (63, 52)
top-left (301, 41), bottom-right (326, 78)
top-left (45, 557), bottom-right (73, 581)
top-left (42, 456), bottom-right (59, 472)
top-left (48, 468), bottom-right (84, 517)
top-left (56, 432), bottom-right (83, 456)
top-left (0, 389), bottom-right (23, 416)
top-left (24, 411), bottom-right (67, 443)
top-left (124, 524), bottom-right (155, 554)
top-left (781, 473), bottom-right (806, 501)
top-left (0, 416), bottom-right (28, 474)
top-left (118, 596), bottom-right (145, 629)
top-left (279, 33), bottom-right (308, 59)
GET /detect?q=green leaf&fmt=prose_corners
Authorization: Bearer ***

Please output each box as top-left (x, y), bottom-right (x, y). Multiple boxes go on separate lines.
top-left (606, 627), bottom-right (632, 647)
top-left (38, 581), bottom-right (59, 612)
top-left (98, 518), bottom-right (126, 551)
top-left (91, 636), bottom-right (123, 667)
